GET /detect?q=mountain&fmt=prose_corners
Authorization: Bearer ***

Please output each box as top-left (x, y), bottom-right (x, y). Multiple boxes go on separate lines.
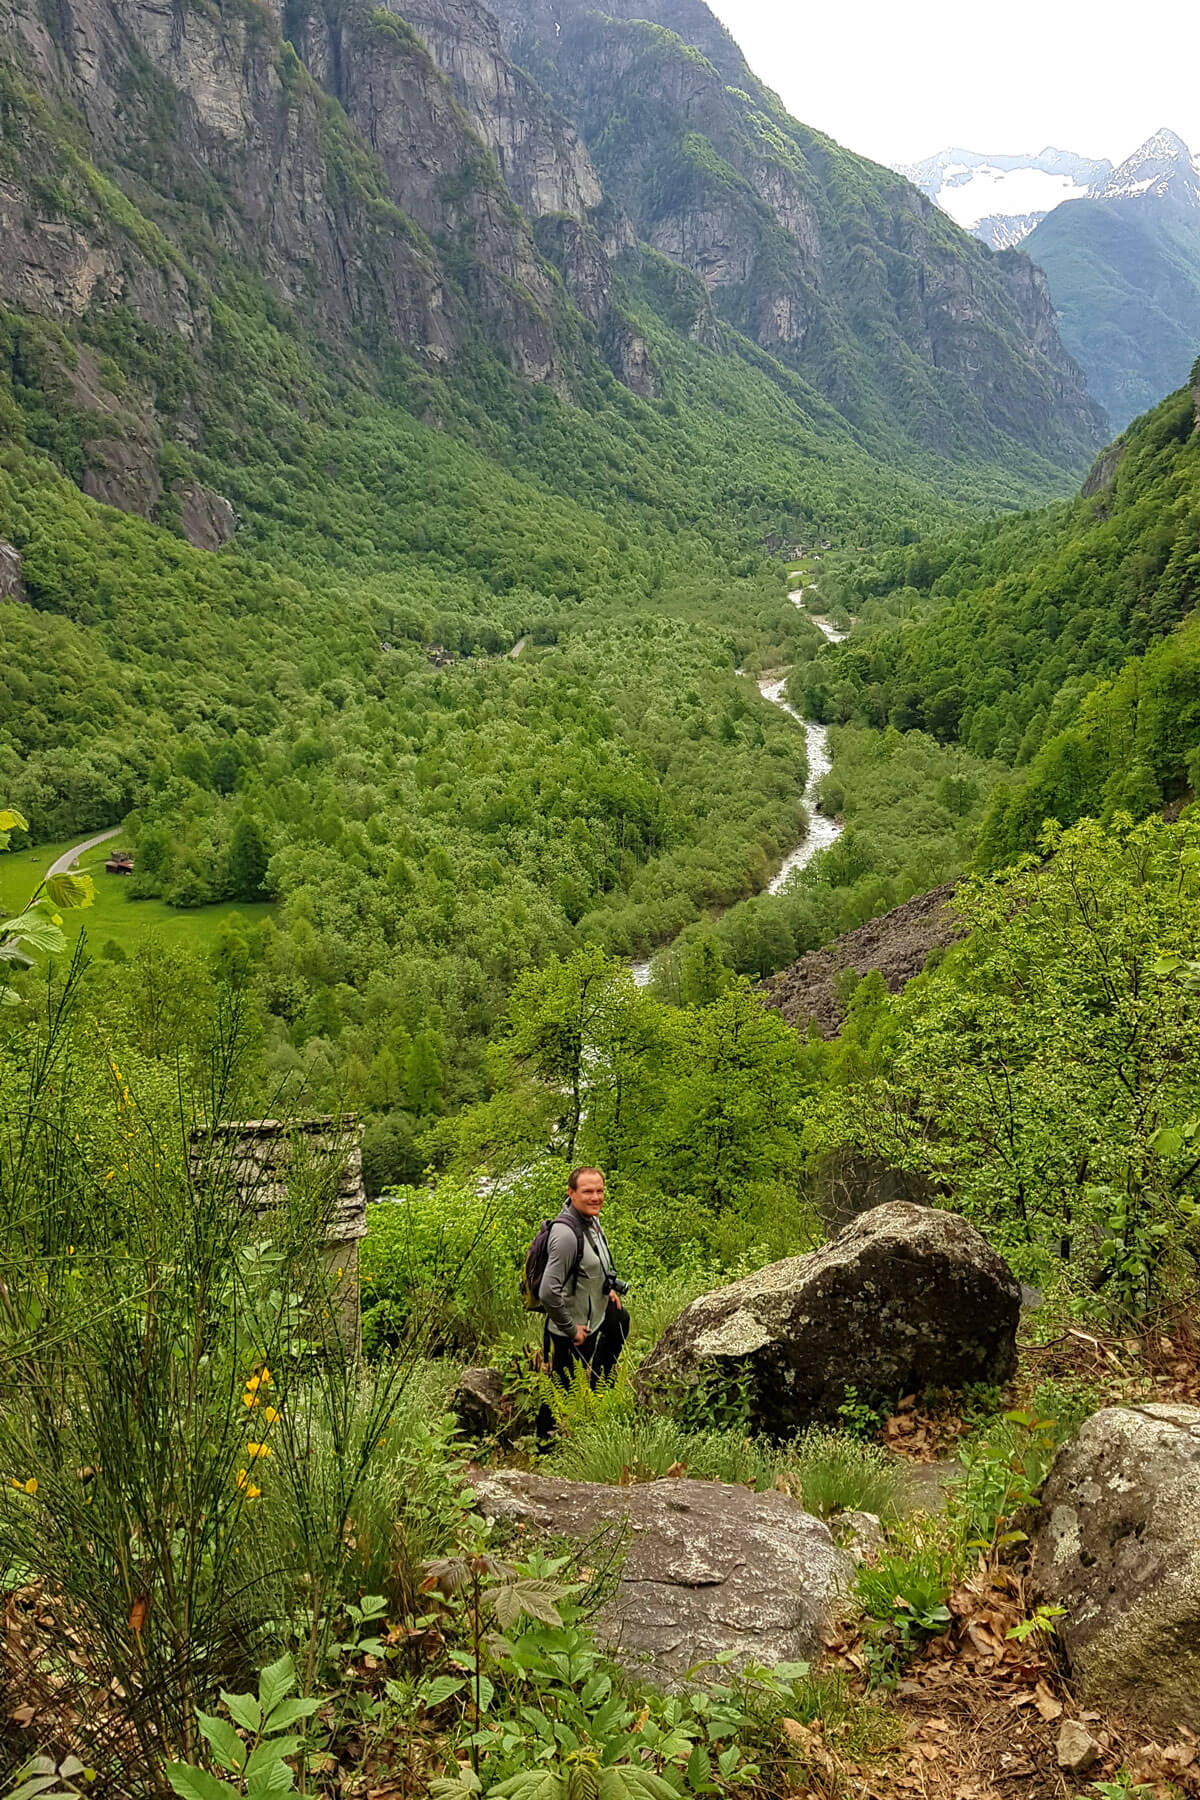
top-left (897, 146), bottom-right (1112, 248)
top-left (1023, 129), bottom-right (1200, 429)
top-left (480, 0), bottom-right (1105, 469)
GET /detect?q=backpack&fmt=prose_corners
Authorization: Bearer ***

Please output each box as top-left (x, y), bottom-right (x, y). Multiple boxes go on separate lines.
top-left (522, 1207), bottom-right (586, 1312)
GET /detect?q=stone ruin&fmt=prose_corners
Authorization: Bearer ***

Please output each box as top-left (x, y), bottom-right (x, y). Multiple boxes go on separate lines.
top-left (191, 1117), bottom-right (367, 1349)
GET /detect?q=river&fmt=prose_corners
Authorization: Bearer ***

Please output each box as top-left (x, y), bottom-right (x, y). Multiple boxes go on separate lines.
top-left (631, 599), bottom-right (847, 986)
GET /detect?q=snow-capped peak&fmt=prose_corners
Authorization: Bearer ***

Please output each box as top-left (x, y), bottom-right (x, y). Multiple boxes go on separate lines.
top-left (1099, 128), bottom-right (1199, 204)
top-left (897, 130), bottom-right (1200, 243)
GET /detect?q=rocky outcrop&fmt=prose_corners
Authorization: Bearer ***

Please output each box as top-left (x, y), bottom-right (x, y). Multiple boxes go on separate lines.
top-left (1032, 1404), bottom-right (1200, 1731)
top-left (397, 0), bottom-right (602, 225)
top-left (763, 881), bottom-right (963, 1039)
top-left (638, 1204), bottom-right (1020, 1434)
top-left (488, 0), bottom-right (1106, 468)
top-left (451, 1365), bottom-right (508, 1438)
top-left (176, 483), bottom-right (238, 552)
top-left (0, 542), bottom-right (25, 602)
top-left (471, 1468), bottom-right (853, 1682)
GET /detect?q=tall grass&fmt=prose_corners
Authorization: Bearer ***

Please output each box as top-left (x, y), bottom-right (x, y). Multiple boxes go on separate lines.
top-left (550, 1411), bottom-right (904, 1521)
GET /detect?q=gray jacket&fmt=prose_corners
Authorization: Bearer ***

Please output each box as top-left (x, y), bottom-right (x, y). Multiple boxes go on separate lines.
top-left (539, 1207), bottom-right (615, 1339)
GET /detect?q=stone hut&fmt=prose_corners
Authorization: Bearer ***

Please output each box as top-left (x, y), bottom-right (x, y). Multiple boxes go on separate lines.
top-left (193, 1117), bottom-right (367, 1349)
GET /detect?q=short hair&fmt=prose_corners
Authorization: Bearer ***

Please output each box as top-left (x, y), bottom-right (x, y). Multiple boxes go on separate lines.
top-left (568, 1166), bottom-right (604, 1192)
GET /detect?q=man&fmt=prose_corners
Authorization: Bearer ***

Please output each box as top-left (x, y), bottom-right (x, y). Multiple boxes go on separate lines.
top-left (538, 1166), bottom-right (629, 1426)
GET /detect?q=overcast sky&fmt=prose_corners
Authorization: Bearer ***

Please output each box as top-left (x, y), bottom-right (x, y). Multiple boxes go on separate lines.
top-left (706, 0), bottom-right (1200, 168)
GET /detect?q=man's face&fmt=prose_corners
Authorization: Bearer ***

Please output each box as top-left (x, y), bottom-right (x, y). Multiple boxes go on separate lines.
top-left (570, 1171), bottom-right (605, 1215)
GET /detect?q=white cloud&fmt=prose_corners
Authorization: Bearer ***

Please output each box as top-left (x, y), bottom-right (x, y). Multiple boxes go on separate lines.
top-left (706, 0), bottom-right (1200, 167)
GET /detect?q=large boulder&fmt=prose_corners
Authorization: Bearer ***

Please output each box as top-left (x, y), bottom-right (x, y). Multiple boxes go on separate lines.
top-left (637, 1203), bottom-right (1020, 1435)
top-left (1032, 1404), bottom-right (1200, 1730)
top-left (470, 1468), bottom-right (852, 1684)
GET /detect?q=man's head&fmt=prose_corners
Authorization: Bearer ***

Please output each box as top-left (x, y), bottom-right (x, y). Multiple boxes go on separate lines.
top-left (567, 1166), bottom-right (605, 1216)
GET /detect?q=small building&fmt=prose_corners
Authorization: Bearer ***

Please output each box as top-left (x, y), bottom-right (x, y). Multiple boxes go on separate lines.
top-left (105, 852), bottom-right (134, 874)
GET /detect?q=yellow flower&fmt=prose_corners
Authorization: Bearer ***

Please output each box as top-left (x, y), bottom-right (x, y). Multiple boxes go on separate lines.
top-left (11, 1477), bottom-right (38, 1496)
top-left (105, 1171), bottom-right (114, 1182)
top-left (243, 1392), bottom-right (259, 1409)
top-left (67, 1246), bottom-right (75, 1256)
top-left (234, 1469), bottom-right (262, 1498)
top-left (335, 1267), bottom-right (343, 1280)
top-left (259, 1367), bottom-right (273, 1385)
top-left (245, 1374), bottom-right (261, 1392)
top-left (261, 1406), bottom-right (279, 1426)
top-left (246, 1443), bottom-right (272, 1460)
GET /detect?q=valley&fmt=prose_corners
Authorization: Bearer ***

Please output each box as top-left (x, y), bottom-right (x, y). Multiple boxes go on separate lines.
top-left (0, 0), bottom-right (1198, 1794)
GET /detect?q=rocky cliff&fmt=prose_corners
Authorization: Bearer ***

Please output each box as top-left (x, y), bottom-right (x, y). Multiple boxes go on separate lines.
top-left (487, 0), bottom-right (1106, 465)
top-left (0, 0), bottom-right (1108, 547)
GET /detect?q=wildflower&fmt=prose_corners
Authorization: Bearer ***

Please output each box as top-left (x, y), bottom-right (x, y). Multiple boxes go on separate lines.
top-left (234, 1469), bottom-right (262, 1498)
top-left (246, 1443), bottom-right (272, 1460)
top-left (261, 1406), bottom-right (280, 1425)
top-left (335, 1267), bottom-right (343, 1280)
top-left (105, 1171), bottom-right (114, 1181)
top-left (243, 1392), bottom-right (259, 1409)
top-left (68, 1246), bottom-right (75, 1256)
top-left (259, 1367), bottom-right (273, 1385)
top-left (11, 1477), bottom-right (37, 1496)
top-left (245, 1374), bottom-right (261, 1393)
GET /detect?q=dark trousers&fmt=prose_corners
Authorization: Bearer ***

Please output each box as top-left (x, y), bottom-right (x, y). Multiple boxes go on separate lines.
top-left (536, 1303), bottom-right (629, 1443)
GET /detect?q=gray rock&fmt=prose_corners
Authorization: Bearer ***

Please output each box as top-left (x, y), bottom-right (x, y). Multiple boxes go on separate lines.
top-left (452, 1366), bottom-right (508, 1438)
top-left (1056, 1720), bottom-right (1102, 1774)
top-left (1032, 1403), bottom-right (1200, 1731)
top-left (828, 1509), bottom-right (885, 1562)
top-left (637, 1203), bottom-right (1020, 1435)
top-left (0, 542), bottom-right (25, 603)
top-left (470, 1468), bottom-right (853, 1684)
top-left (176, 482), bottom-right (238, 551)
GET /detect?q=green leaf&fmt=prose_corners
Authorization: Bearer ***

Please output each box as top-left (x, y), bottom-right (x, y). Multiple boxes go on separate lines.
top-left (44, 871), bottom-right (95, 911)
top-left (0, 809), bottom-right (29, 832)
top-left (221, 1689), bottom-right (263, 1734)
top-left (686, 1743), bottom-right (711, 1789)
top-left (258, 1697), bottom-right (318, 1730)
top-left (1150, 1125), bottom-right (1184, 1157)
top-left (3, 1778), bottom-right (74, 1800)
top-left (419, 1675), bottom-right (466, 1708)
top-left (245, 1763), bottom-right (295, 1799)
top-left (245, 1739), bottom-right (303, 1773)
top-left (165, 1766), bottom-right (240, 1800)
top-left (196, 1711), bottom-right (246, 1773)
top-left (493, 1583), bottom-right (522, 1630)
top-left (258, 1653), bottom-right (295, 1719)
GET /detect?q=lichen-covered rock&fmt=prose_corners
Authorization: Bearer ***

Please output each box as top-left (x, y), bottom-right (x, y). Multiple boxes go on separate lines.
top-left (637, 1203), bottom-right (1020, 1434)
top-left (471, 1468), bottom-right (852, 1683)
top-left (1032, 1404), bottom-right (1200, 1731)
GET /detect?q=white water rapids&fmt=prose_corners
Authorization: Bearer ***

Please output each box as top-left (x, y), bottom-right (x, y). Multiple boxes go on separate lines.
top-left (631, 598), bottom-right (848, 986)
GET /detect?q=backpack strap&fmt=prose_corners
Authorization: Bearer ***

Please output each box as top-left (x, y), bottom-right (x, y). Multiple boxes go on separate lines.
top-left (551, 1205), bottom-right (588, 1293)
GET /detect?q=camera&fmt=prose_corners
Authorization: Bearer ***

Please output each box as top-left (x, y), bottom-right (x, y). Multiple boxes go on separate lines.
top-left (603, 1272), bottom-right (630, 1297)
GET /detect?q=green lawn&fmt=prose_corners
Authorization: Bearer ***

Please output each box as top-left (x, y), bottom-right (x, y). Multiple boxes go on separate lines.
top-left (1, 838), bottom-right (274, 953)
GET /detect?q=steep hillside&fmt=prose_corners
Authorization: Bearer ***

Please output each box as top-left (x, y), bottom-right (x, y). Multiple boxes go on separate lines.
top-left (487, 0), bottom-right (1105, 471)
top-left (1024, 131), bottom-right (1200, 431)
top-left (795, 369), bottom-right (1200, 863)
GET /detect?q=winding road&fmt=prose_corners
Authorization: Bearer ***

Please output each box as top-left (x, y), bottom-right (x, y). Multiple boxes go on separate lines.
top-left (47, 827), bottom-right (121, 881)
top-left (631, 598), bottom-right (848, 986)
